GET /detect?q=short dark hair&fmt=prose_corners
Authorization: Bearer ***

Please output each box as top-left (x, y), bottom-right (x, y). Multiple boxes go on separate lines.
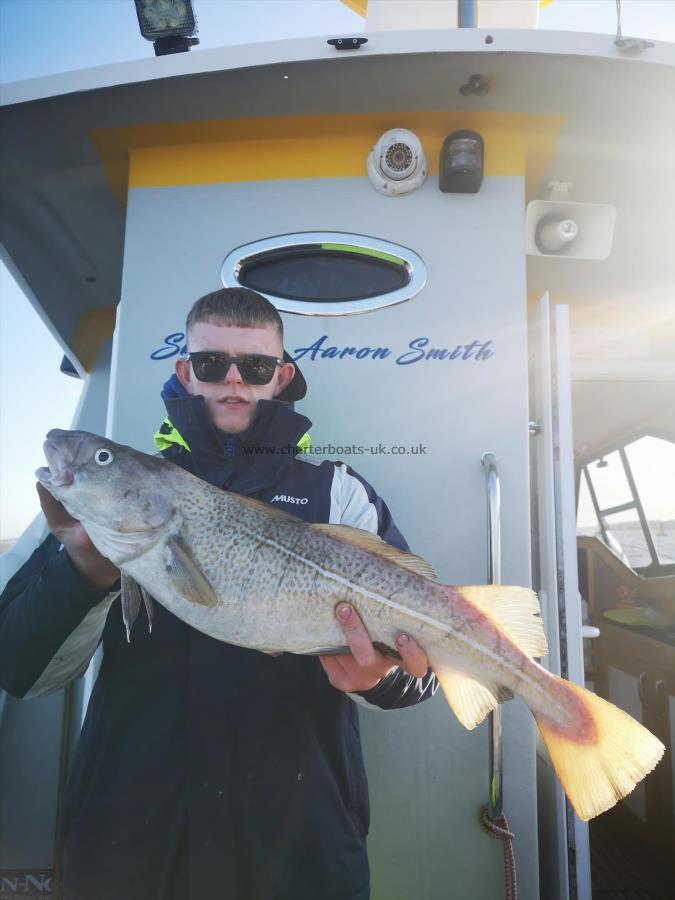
top-left (186, 288), bottom-right (283, 342)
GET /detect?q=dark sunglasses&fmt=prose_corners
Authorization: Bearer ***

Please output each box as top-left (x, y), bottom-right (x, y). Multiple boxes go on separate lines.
top-left (185, 352), bottom-right (284, 385)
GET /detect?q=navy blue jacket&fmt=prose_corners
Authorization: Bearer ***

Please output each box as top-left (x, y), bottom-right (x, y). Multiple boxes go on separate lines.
top-left (0, 384), bottom-right (437, 900)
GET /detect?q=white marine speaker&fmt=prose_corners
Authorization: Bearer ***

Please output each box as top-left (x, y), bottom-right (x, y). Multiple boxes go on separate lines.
top-left (525, 200), bottom-right (617, 260)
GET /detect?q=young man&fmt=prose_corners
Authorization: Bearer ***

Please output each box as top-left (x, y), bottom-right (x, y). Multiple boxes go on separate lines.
top-left (0, 288), bottom-right (437, 900)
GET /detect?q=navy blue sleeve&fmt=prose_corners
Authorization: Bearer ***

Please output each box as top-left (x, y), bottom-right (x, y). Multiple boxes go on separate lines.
top-left (0, 534), bottom-right (115, 698)
top-left (357, 666), bottom-right (438, 709)
top-left (340, 465), bottom-right (439, 710)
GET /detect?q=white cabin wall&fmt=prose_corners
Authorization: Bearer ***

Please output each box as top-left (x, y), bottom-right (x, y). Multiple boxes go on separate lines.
top-left (111, 169), bottom-right (538, 900)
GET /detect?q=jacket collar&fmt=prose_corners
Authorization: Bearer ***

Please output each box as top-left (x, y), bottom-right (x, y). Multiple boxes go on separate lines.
top-left (159, 374), bottom-right (312, 493)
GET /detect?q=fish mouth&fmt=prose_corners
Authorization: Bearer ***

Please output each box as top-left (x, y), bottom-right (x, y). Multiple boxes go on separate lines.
top-left (36, 438), bottom-right (74, 488)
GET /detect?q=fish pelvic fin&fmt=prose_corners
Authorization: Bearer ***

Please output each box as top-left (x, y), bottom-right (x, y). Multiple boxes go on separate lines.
top-left (433, 664), bottom-right (513, 729)
top-left (121, 572), bottom-right (142, 642)
top-left (534, 675), bottom-right (664, 821)
top-left (165, 536), bottom-right (218, 608)
top-left (459, 586), bottom-right (548, 659)
top-left (140, 585), bottom-right (155, 633)
top-left (311, 523), bottom-right (437, 581)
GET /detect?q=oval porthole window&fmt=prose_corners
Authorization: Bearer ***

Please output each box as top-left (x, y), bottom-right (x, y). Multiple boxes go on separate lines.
top-left (221, 232), bottom-right (426, 315)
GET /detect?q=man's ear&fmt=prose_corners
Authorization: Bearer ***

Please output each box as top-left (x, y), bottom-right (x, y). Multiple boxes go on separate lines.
top-left (175, 358), bottom-right (195, 394)
top-left (273, 362), bottom-right (296, 397)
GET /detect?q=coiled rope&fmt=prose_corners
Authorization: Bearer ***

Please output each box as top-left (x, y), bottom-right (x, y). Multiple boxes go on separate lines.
top-left (479, 805), bottom-right (517, 900)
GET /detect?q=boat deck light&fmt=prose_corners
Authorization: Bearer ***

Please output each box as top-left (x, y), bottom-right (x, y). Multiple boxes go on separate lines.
top-left (439, 130), bottom-right (484, 194)
top-left (134, 0), bottom-right (199, 56)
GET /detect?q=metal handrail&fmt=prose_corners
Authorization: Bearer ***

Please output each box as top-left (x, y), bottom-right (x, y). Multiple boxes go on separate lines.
top-left (481, 451), bottom-right (503, 821)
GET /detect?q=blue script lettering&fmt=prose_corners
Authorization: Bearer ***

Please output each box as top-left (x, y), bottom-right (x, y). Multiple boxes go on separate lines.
top-left (396, 337), bottom-right (428, 365)
top-left (292, 335), bottom-right (391, 362)
top-left (150, 333), bottom-right (186, 361)
top-left (396, 337), bottom-right (494, 364)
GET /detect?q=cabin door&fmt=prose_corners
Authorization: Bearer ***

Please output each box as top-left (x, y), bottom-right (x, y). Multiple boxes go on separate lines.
top-left (529, 294), bottom-right (591, 900)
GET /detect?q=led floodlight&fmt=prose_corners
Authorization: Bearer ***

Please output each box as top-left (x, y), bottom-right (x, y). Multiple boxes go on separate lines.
top-left (134, 0), bottom-right (199, 56)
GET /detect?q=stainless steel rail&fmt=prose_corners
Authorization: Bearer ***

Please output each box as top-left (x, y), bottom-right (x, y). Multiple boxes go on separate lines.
top-left (481, 451), bottom-right (503, 820)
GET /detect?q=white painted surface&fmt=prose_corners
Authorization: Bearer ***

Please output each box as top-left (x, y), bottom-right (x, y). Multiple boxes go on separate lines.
top-left (530, 294), bottom-right (569, 900)
top-left (3, 29), bottom-right (674, 106)
top-left (367, 0), bottom-right (458, 31)
top-left (608, 665), bottom-right (646, 821)
top-left (479, 0), bottom-right (539, 29)
top-left (112, 171), bottom-right (539, 899)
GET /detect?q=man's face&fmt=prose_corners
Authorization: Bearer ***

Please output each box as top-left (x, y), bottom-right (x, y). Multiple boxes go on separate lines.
top-left (175, 321), bottom-right (295, 434)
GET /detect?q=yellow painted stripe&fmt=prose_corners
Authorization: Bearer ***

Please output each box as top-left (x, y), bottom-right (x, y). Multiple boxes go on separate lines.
top-left (339, 0), bottom-right (553, 15)
top-left (339, 0), bottom-right (368, 15)
top-left (91, 110), bottom-right (563, 206)
top-left (69, 305), bottom-right (116, 373)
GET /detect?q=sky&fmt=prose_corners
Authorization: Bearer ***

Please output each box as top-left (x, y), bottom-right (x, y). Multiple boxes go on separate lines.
top-left (1, 0), bottom-right (675, 541)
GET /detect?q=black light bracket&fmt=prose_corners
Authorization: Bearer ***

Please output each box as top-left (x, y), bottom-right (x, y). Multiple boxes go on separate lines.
top-left (153, 35), bottom-right (199, 56)
top-left (327, 37), bottom-right (368, 50)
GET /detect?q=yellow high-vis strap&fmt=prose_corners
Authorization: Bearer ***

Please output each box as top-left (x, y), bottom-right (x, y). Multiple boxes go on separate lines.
top-left (297, 432), bottom-right (312, 454)
top-left (154, 418), bottom-right (312, 456)
top-left (154, 418), bottom-right (191, 452)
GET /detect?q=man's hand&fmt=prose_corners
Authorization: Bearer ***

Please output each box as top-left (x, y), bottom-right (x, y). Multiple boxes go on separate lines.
top-left (36, 482), bottom-right (120, 589)
top-left (319, 603), bottom-right (430, 693)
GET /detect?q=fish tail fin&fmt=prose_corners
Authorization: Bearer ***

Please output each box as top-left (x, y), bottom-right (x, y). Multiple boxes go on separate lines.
top-left (533, 675), bottom-right (664, 821)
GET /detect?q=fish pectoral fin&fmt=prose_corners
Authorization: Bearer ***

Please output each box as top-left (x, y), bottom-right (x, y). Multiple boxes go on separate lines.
top-left (295, 645), bottom-right (352, 656)
top-left (165, 536), bottom-right (218, 608)
top-left (433, 664), bottom-right (513, 730)
top-left (296, 642), bottom-right (401, 658)
top-left (311, 524), bottom-right (437, 582)
top-left (459, 586), bottom-right (548, 660)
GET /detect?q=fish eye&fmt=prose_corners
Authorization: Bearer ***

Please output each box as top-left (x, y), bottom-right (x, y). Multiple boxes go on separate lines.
top-left (94, 448), bottom-right (114, 466)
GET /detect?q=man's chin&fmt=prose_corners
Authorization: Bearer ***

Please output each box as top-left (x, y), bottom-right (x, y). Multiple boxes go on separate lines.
top-left (211, 403), bottom-right (254, 434)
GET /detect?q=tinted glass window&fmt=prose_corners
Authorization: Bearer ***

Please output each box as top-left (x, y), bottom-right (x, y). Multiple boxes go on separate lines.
top-left (239, 246), bottom-right (409, 302)
top-left (602, 510), bottom-right (652, 569)
top-left (624, 435), bottom-right (675, 565)
top-left (587, 450), bottom-right (632, 510)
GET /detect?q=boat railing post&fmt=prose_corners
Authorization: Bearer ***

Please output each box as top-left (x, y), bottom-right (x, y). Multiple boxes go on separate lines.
top-left (481, 451), bottom-right (503, 820)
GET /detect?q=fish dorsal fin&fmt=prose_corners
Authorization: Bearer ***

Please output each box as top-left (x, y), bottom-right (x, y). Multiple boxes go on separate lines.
top-left (433, 663), bottom-right (513, 729)
top-left (460, 586), bottom-right (548, 659)
top-left (311, 523), bottom-right (437, 582)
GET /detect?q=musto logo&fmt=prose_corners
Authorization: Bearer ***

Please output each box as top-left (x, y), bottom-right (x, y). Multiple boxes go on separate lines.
top-left (271, 495), bottom-right (309, 505)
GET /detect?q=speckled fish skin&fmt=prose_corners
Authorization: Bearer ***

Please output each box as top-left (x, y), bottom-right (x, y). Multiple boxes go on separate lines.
top-left (36, 429), bottom-right (535, 679)
top-left (37, 429), bottom-right (665, 822)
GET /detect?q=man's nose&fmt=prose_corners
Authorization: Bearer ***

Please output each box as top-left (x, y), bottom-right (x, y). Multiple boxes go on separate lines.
top-left (224, 362), bottom-right (243, 382)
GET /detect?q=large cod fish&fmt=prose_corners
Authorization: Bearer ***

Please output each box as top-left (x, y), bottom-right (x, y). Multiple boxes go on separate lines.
top-left (37, 429), bottom-right (664, 822)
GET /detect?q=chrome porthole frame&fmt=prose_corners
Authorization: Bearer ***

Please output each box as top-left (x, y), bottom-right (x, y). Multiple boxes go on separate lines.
top-left (221, 232), bottom-right (427, 316)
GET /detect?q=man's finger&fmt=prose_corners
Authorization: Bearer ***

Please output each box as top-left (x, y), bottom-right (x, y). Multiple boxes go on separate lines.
top-left (335, 604), bottom-right (378, 668)
top-left (36, 482), bottom-right (74, 525)
top-left (35, 481), bottom-right (85, 534)
top-left (319, 655), bottom-right (351, 692)
top-left (395, 632), bottom-right (430, 678)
